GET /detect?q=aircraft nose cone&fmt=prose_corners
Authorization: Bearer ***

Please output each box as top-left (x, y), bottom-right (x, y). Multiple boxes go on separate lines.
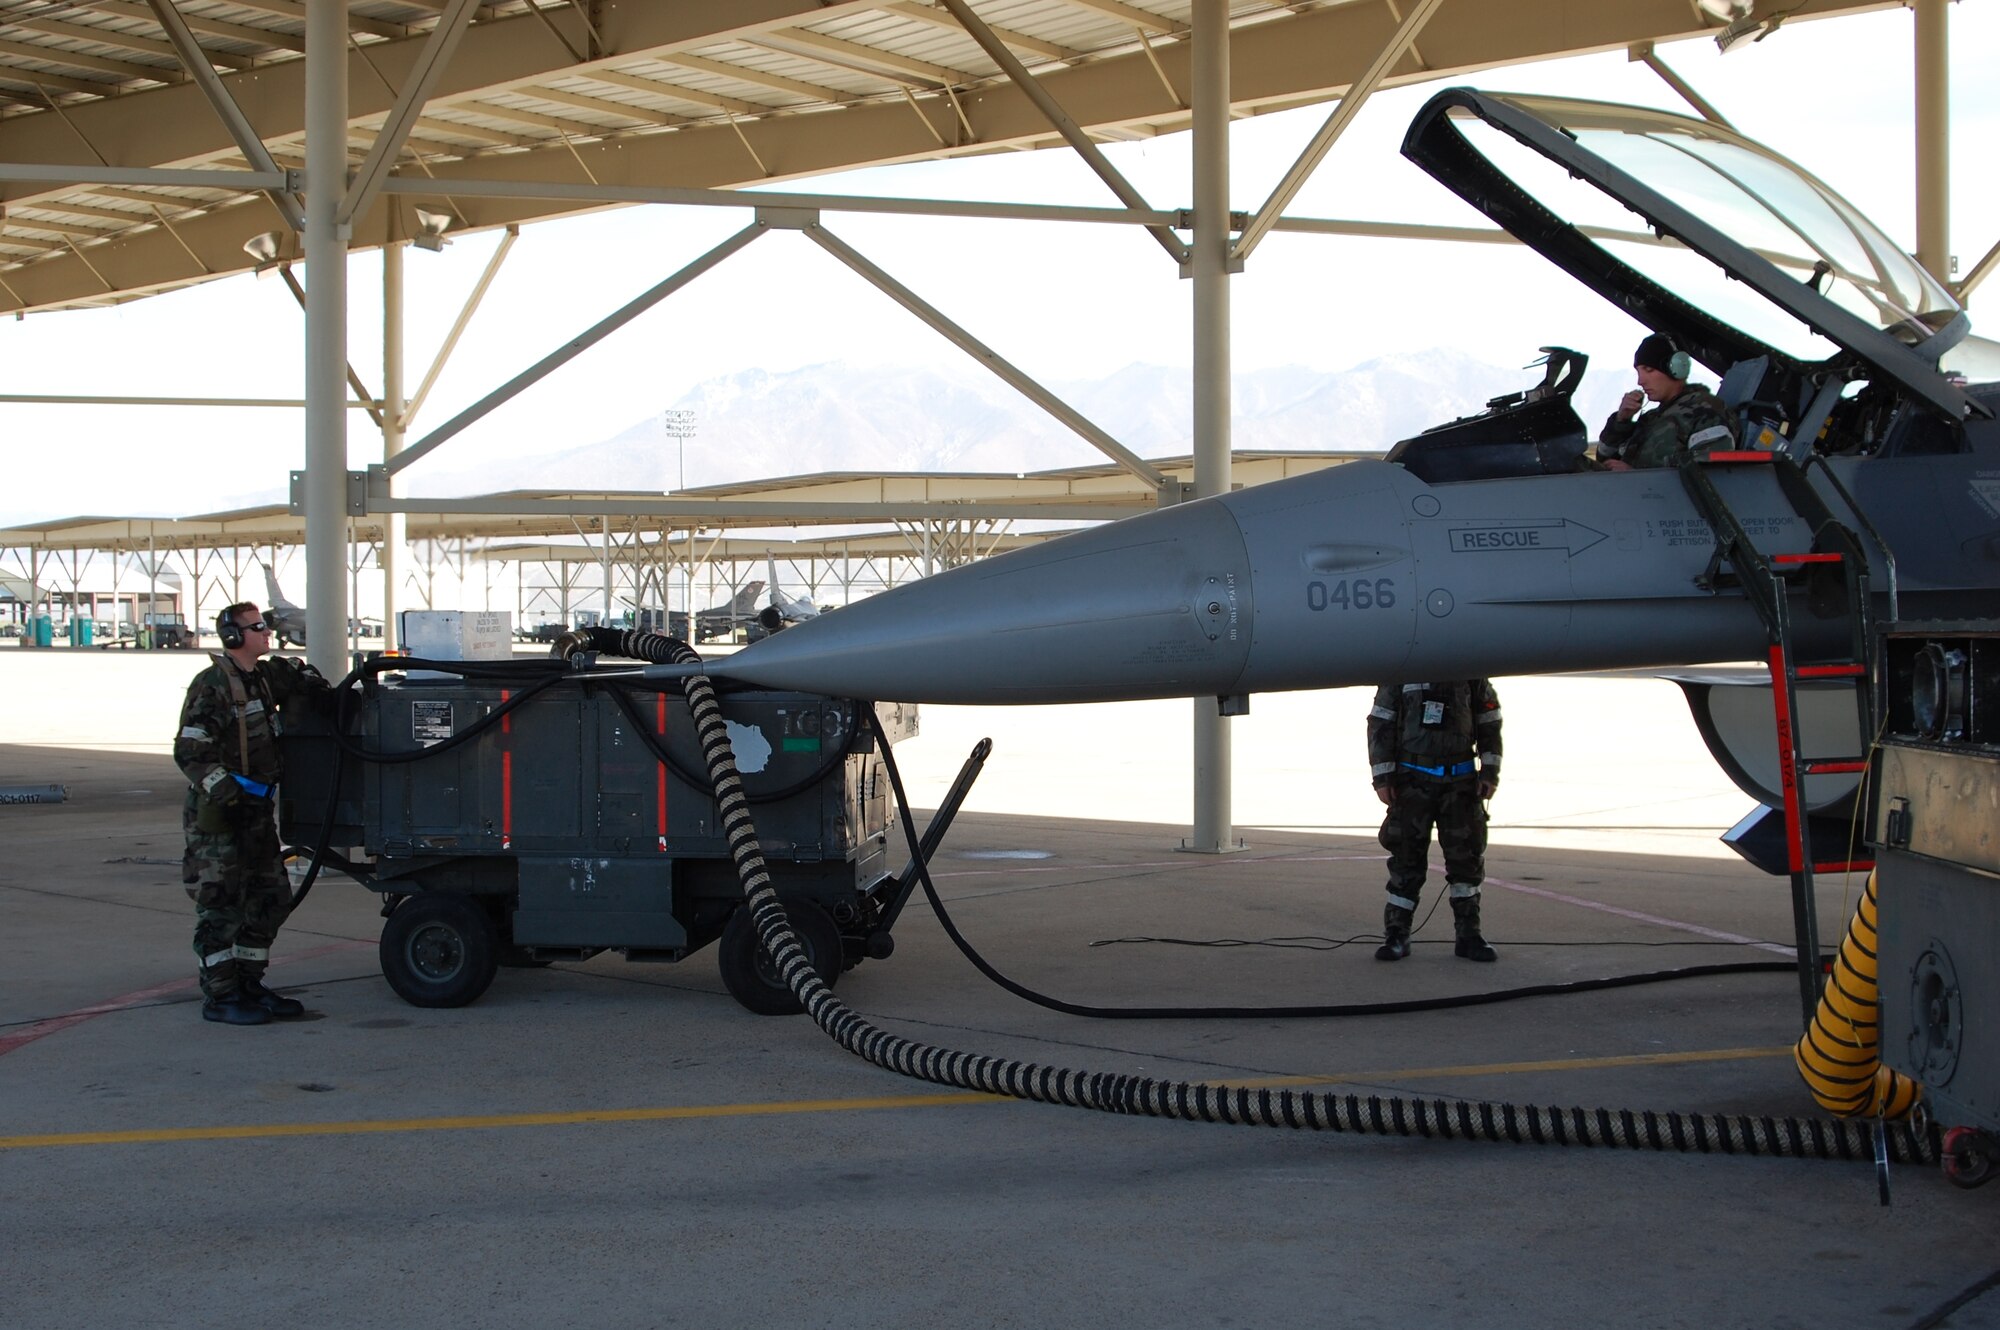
top-left (709, 498), bottom-right (1256, 703)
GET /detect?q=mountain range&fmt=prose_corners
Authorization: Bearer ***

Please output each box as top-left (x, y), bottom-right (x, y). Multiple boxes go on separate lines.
top-left (409, 350), bottom-right (1584, 497)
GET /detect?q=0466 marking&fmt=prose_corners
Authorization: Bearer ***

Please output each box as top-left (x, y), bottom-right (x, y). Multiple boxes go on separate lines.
top-left (1306, 578), bottom-right (1396, 611)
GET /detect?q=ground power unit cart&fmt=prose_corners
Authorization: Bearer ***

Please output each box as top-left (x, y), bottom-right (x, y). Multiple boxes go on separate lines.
top-left (280, 632), bottom-right (978, 1014)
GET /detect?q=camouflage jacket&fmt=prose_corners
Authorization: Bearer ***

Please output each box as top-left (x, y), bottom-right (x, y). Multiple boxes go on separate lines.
top-left (1599, 384), bottom-right (1733, 469)
top-left (1368, 680), bottom-right (1502, 787)
top-left (174, 654), bottom-right (329, 803)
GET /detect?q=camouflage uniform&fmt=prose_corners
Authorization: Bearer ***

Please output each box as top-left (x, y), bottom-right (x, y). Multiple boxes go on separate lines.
top-left (175, 653), bottom-right (328, 999)
top-left (1598, 384), bottom-right (1734, 469)
top-left (1368, 680), bottom-right (1502, 958)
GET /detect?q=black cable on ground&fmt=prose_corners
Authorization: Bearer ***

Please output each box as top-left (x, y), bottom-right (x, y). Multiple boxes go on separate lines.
top-left (865, 711), bottom-right (1799, 1019)
top-left (852, 716), bottom-right (1808, 1016)
top-left (647, 637), bottom-right (1938, 1165)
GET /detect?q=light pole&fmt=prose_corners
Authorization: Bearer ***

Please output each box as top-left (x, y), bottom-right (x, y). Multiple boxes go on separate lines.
top-left (663, 408), bottom-right (698, 629)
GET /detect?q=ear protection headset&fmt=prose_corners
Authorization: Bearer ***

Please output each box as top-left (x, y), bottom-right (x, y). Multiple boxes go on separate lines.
top-left (217, 608), bottom-right (246, 650)
top-left (1663, 336), bottom-right (1692, 381)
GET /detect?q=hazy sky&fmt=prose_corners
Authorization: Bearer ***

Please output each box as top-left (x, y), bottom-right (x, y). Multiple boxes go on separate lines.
top-left (1, 3), bottom-right (1995, 528)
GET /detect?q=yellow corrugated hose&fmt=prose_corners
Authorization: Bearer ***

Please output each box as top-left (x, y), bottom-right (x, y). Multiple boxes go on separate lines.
top-left (1794, 871), bottom-right (1923, 1118)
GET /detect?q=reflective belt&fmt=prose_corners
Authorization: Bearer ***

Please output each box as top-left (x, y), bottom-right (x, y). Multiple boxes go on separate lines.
top-left (1400, 759), bottom-right (1476, 778)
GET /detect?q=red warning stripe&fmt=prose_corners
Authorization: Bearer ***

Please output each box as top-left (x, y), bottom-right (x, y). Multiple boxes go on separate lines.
top-left (657, 692), bottom-right (669, 850)
top-left (501, 688), bottom-right (513, 850)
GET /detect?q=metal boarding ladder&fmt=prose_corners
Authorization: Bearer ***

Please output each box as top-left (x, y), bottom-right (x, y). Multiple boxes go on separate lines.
top-left (1678, 448), bottom-right (1890, 1027)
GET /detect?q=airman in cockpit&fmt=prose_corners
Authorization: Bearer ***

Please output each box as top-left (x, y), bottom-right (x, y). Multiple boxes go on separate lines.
top-left (1594, 333), bottom-right (1734, 470)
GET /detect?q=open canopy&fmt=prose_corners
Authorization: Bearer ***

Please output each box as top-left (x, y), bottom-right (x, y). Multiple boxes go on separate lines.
top-left (1403, 88), bottom-right (1977, 422)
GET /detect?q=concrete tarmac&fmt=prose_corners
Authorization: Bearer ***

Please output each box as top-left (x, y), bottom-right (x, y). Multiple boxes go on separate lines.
top-left (3, 647), bottom-right (1997, 1329)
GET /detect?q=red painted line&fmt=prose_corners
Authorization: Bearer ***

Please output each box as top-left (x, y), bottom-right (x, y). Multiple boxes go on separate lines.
top-left (1796, 664), bottom-right (1864, 678)
top-left (501, 688), bottom-right (514, 849)
top-left (0, 939), bottom-right (372, 1058)
top-left (656, 692), bottom-right (669, 851)
top-left (1772, 553), bottom-right (1843, 565)
top-left (1701, 451), bottom-right (1774, 464)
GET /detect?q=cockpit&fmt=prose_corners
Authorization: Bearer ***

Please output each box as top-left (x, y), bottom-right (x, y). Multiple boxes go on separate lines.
top-left (1383, 90), bottom-right (1990, 483)
top-left (1384, 343), bottom-right (1991, 485)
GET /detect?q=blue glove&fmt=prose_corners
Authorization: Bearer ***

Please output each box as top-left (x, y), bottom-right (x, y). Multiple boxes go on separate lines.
top-left (232, 775), bottom-right (272, 799)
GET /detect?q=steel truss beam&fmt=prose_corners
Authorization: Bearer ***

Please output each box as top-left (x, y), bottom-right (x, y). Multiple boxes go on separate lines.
top-left (936, 0), bottom-right (1186, 266)
top-left (143, 0), bottom-right (304, 231)
top-left (2, 1), bottom-right (1901, 313)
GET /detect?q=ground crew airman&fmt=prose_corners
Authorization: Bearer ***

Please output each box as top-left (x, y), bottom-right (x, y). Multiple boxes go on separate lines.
top-left (175, 601), bottom-right (330, 1025)
top-left (1368, 679), bottom-right (1502, 962)
top-left (1596, 332), bottom-right (1735, 470)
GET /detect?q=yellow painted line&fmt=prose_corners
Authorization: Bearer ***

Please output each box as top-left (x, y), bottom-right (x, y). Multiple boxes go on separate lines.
top-left (1228, 1045), bottom-right (1793, 1091)
top-left (0, 1092), bottom-right (1001, 1150)
top-left (0, 1046), bottom-right (1794, 1151)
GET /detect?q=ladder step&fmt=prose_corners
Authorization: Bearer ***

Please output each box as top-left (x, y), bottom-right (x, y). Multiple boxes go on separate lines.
top-left (1698, 450), bottom-right (1775, 464)
top-left (1795, 664), bottom-right (1866, 678)
top-left (1772, 552), bottom-right (1844, 565)
top-left (1801, 760), bottom-right (1868, 775)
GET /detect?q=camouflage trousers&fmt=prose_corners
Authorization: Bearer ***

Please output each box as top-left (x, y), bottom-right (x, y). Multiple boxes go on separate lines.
top-left (183, 791), bottom-right (292, 999)
top-left (1378, 777), bottom-right (1487, 909)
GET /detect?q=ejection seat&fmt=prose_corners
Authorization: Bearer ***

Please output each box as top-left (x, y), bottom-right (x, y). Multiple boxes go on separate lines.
top-left (1385, 346), bottom-right (1590, 482)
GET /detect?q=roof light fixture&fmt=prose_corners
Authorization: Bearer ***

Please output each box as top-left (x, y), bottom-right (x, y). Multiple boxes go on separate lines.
top-left (242, 230), bottom-right (285, 274)
top-left (1716, 12), bottom-right (1784, 54)
top-left (413, 206), bottom-right (453, 252)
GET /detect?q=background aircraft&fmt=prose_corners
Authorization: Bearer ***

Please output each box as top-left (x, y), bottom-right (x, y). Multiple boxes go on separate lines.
top-left (666, 580), bottom-right (766, 643)
top-left (748, 556), bottom-right (822, 640)
top-left (260, 562), bottom-right (307, 648)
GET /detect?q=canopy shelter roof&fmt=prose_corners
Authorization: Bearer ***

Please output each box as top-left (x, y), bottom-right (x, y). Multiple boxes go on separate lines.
top-left (482, 527), bottom-right (1080, 566)
top-left (0, 0), bottom-right (1898, 315)
top-left (0, 448), bottom-right (1365, 554)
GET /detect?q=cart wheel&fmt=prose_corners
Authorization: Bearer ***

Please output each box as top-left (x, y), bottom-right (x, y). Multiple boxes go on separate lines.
top-left (718, 893), bottom-right (841, 1016)
top-left (380, 892), bottom-right (499, 1008)
top-left (1942, 1127), bottom-right (1997, 1190)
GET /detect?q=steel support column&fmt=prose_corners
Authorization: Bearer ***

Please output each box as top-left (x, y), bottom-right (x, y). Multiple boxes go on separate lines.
top-left (1187, 0), bottom-right (1237, 855)
top-left (383, 242), bottom-right (407, 651)
top-left (304, 0), bottom-right (349, 675)
top-left (1913, 0), bottom-right (1949, 286)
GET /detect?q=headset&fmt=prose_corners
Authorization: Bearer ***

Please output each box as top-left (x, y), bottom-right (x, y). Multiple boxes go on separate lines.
top-left (216, 606), bottom-right (249, 650)
top-left (1662, 334), bottom-right (1692, 381)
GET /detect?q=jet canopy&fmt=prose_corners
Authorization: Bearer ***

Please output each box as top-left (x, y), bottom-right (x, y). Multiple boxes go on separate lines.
top-left (1403, 90), bottom-right (1976, 422)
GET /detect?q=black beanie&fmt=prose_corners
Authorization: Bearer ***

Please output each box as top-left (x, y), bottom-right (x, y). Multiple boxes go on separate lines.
top-left (1634, 332), bottom-right (1681, 375)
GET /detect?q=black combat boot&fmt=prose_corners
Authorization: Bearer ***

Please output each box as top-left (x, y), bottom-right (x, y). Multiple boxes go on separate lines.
top-left (240, 976), bottom-right (305, 1019)
top-left (201, 993), bottom-right (272, 1025)
top-left (1375, 903), bottom-right (1413, 961)
top-left (1450, 894), bottom-right (1496, 962)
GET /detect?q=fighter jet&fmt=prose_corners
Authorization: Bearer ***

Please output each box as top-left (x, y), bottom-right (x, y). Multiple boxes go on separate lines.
top-left (689, 90), bottom-right (1998, 713)
top-left (747, 555), bottom-right (821, 641)
top-left (260, 561), bottom-right (307, 648)
top-left (666, 580), bottom-right (766, 643)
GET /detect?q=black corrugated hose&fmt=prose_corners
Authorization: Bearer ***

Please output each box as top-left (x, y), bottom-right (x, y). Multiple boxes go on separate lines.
top-left (626, 630), bottom-right (1937, 1169)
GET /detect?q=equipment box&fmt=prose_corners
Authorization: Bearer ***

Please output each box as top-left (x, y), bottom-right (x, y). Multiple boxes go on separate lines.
top-left (281, 664), bottom-right (944, 1015)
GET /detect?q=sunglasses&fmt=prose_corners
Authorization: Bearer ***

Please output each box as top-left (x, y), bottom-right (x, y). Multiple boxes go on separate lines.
top-left (237, 620), bottom-right (270, 632)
